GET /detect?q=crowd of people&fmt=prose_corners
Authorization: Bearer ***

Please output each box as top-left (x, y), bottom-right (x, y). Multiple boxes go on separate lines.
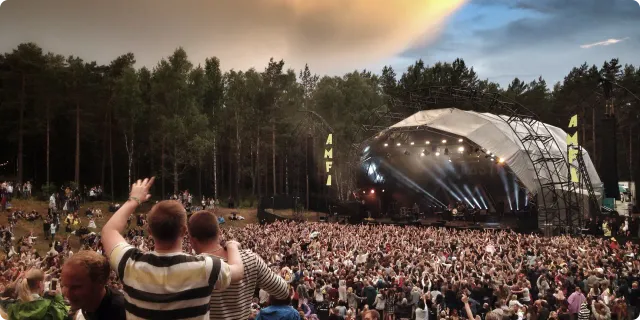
top-left (1, 181), bottom-right (33, 211)
top-left (0, 178), bottom-right (639, 320)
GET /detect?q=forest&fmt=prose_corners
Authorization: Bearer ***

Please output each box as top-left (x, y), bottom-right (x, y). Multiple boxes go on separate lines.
top-left (0, 43), bottom-right (639, 204)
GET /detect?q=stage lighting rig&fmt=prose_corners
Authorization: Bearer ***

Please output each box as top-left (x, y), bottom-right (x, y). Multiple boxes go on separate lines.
top-left (384, 143), bottom-right (388, 147)
top-left (425, 141), bottom-right (430, 145)
top-left (458, 146), bottom-right (464, 153)
top-left (442, 139), bottom-right (447, 144)
top-left (396, 143), bottom-right (401, 146)
top-left (435, 152), bottom-right (441, 156)
top-left (410, 142), bottom-right (415, 145)
top-left (458, 139), bottom-right (463, 142)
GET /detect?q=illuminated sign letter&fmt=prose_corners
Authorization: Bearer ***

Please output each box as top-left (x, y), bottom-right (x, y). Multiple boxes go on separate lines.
top-left (568, 148), bottom-right (578, 164)
top-left (568, 115), bottom-right (578, 128)
top-left (570, 167), bottom-right (579, 183)
top-left (566, 132), bottom-right (578, 146)
top-left (326, 175), bottom-right (332, 186)
top-left (326, 134), bottom-right (333, 145)
top-left (324, 148), bottom-right (333, 160)
top-left (325, 161), bottom-right (333, 173)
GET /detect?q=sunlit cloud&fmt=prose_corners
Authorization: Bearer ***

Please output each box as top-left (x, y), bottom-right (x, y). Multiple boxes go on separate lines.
top-left (580, 37), bottom-right (628, 49)
top-left (0, 0), bottom-right (468, 74)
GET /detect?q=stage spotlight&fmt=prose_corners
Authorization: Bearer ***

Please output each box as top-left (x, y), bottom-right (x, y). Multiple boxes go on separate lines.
top-left (442, 139), bottom-right (447, 144)
top-left (396, 143), bottom-right (401, 146)
top-left (458, 139), bottom-right (463, 142)
top-left (498, 158), bottom-right (505, 163)
top-left (444, 148), bottom-right (449, 156)
top-left (458, 146), bottom-right (464, 153)
top-left (486, 150), bottom-right (491, 154)
top-left (435, 152), bottom-right (441, 156)
top-left (362, 191), bottom-right (366, 194)
top-left (382, 189), bottom-right (385, 192)
top-left (448, 159), bottom-right (452, 163)
top-left (420, 152), bottom-right (425, 157)
top-left (410, 142), bottom-right (415, 145)
top-left (370, 189), bottom-right (375, 194)
top-left (384, 143), bottom-right (388, 147)
top-left (425, 141), bottom-right (430, 145)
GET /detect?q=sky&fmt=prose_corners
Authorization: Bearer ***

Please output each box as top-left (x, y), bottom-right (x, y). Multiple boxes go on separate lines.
top-left (0, 0), bottom-right (638, 87)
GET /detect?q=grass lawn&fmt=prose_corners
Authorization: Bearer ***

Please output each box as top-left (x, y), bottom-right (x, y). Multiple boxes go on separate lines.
top-left (0, 199), bottom-right (259, 257)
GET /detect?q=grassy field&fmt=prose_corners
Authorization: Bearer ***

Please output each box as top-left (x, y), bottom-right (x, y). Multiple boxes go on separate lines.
top-left (0, 199), bottom-right (259, 257)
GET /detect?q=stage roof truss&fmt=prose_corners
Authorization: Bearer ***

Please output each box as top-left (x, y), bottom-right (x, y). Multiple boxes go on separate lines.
top-left (348, 87), bottom-right (602, 233)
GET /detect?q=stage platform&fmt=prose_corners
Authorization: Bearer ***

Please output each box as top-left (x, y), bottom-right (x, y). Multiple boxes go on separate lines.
top-left (358, 216), bottom-right (515, 230)
top-left (268, 209), bottom-right (517, 230)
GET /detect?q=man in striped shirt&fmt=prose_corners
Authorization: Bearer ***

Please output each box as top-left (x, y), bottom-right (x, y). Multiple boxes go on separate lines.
top-left (101, 178), bottom-right (244, 320)
top-left (187, 210), bottom-right (290, 320)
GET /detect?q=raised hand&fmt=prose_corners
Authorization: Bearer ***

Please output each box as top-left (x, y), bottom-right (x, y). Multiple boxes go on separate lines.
top-left (129, 177), bottom-right (155, 204)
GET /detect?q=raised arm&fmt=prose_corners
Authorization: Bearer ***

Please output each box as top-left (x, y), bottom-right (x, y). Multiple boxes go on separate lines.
top-left (255, 252), bottom-right (290, 299)
top-left (224, 241), bottom-right (244, 283)
top-left (101, 178), bottom-right (154, 256)
top-left (461, 295), bottom-right (475, 320)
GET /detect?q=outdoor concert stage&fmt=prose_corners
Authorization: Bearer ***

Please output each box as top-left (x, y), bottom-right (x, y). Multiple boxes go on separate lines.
top-left (259, 108), bottom-right (603, 233)
top-left (355, 108), bottom-right (603, 230)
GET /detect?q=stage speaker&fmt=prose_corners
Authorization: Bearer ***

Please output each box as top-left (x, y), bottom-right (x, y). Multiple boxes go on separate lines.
top-left (600, 115), bottom-right (620, 200)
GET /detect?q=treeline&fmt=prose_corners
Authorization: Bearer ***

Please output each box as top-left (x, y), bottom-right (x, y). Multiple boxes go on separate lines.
top-left (0, 43), bottom-right (639, 202)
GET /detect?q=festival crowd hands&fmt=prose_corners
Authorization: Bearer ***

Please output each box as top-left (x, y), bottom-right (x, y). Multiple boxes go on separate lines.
top-left (0, 176), bottom-right (639, 320)
top-left (223, 221), bottom-right (640, 319)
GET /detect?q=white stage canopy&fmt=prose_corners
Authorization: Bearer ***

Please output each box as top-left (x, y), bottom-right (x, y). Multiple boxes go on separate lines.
top-left (384, 108), bottom-right (603, 197)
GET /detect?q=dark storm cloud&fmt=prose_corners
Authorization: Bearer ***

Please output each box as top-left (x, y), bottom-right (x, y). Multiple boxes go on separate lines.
top-left (0, 0), bottom-right (467, 74)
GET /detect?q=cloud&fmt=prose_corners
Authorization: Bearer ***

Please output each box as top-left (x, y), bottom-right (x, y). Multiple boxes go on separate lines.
top-left (0, 0), bottom-right (467, 74)
top-left (580, 38), bottom-right (629, 49)
top-left (396, 0), bottom-right (640, 87)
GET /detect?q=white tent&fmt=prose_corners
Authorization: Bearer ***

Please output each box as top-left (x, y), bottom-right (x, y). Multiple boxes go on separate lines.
top-left (384, 108), bottom-right (603, 198)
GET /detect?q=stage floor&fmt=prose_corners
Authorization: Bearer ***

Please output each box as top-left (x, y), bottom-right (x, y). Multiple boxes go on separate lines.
top-left (270, 209), bottom-right (517, 230)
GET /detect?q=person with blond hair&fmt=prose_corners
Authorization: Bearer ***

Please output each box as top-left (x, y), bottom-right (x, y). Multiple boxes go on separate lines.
top-left (5, 269), bottom-right (68, 320)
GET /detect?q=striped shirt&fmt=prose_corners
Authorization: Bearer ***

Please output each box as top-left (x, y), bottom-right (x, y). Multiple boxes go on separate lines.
top-left (109, 242), bottom-right (231, 320)
top-left (208, 250), bottom-right (290, 320)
